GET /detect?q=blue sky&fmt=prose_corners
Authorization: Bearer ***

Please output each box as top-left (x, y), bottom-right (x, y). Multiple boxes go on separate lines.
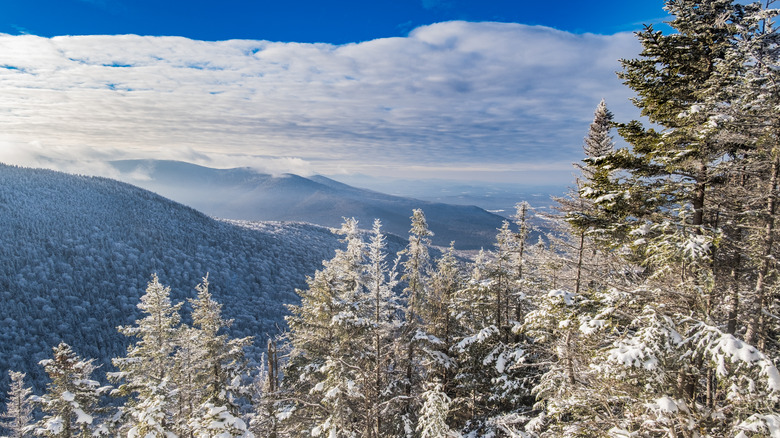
top-left (4, 1), bottom-right (668, 43)
top-left (0, 1), bottom-right (671, 189)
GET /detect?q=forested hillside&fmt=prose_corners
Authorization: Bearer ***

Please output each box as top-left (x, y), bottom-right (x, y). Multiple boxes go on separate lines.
top-left (0, 163), bottom-right (358, 397)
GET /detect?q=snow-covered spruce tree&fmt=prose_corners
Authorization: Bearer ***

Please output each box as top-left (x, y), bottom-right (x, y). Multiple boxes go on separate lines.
top-left (1, 371), bottom-right (34, 438)
top-left (395, 209), bottom-right (434, 436)
top-left (550, 1), bottom-right (780, 435)
top-left (449, 249), bottom-right (495, 428)
top-left (579, 99), bottom-right (615, 171)
top-left (416, 382), bottom-right (456, 438)
top-left (186, 276), bottom-right (253, 438)
top-left (521, 286), bottom-right (628, 437)
top-left (559, 99), bottom-right (619, 291)
top-left (729, 0), bottom-right (780, 353)
top-left (362, 219), bottom-right (403, 438)
top-left (282, 218), bottom-right (372, 436)
top-left (450, 218), bottom-right (534, 436)
top-left (249, 348), bottom-right (280, 438)
top-left (110, 274), bottom-right (183, 437)
top-left (421, 244), bottom-right (461, 398)
top-left (519, 101), bottom-right (644, 435)
top-left (33, 343), bottom-right (109, 437)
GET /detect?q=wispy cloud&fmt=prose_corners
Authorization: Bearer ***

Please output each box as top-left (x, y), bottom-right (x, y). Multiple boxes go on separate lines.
top-left (0, 22), bottom-right (640, 184)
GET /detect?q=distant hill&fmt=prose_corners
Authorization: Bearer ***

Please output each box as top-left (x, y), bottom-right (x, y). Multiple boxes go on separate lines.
top-left (0, 163), bottom-right (397, 397)
top-left (110, 160), bottom-right (507, 250)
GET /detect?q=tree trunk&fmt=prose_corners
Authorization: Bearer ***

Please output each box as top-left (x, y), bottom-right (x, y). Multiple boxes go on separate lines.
top-left (746, 154), bottom-right (778, 346)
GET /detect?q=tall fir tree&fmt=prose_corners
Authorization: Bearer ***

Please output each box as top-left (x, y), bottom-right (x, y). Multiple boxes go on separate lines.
top-left (363, 219), bottom-right (403, 438)
top-left (1, 371), bottom-right (34, 438)
top-left (187, 276), bottom-right (253, 438)
top-left (282, 218), bottom-right (372, 436)
top-left (396, 209), bottom-right (433, 436)
top-left (531, 1), bottom-right (780, 435)
top-left (111, 274), bottom-right (183, 437)
top-left (33, 343), bottom-right (108, 438)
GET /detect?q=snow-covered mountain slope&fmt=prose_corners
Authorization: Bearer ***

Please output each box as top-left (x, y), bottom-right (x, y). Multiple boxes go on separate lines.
top-left (0, 163), bottom-right (369, 396)
top-left (111, 160), bottom-right (508, 250)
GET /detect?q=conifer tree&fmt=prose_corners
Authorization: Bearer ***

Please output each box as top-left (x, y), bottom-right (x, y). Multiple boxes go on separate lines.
top-left (186, 276), bottom-right (253, 437)
top-left (422, 244), bottom-right (461, 394)
top-left (111, 274), bottom-right (183, 437)
top-left (416, 382), bottom-right (455, 438)
top-left (249, 351), bottom-right (280, 438)
top-left (449, 220), bottom-right (532, 435)
top-left (33, 343), bottom-right (107, 438)
top-left (282, 218), bottom-right (370, 436)
top-left (396, 209), bottom-right (433, 436)
top-left (729, 0), bottom-right (780, 351)
top-left (363, 219), bottom-right (402, 438)
top-left (1, 371), bottom-right (34, 438)
top-left (531, 1), bottom-right (780, 435)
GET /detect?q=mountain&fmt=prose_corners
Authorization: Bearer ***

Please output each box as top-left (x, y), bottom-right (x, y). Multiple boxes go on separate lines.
top-left (110, 160), bottom-right (508, 250)
top-left (0, 163), bottom-right (401, 397)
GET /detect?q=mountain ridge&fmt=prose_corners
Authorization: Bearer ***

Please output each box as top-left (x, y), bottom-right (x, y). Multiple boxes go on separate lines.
top-left (110, 159), bottom-right (508, 250)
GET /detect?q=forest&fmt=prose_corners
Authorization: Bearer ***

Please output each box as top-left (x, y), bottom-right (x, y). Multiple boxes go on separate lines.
top-left (3, 0), bottom-right (780, 436)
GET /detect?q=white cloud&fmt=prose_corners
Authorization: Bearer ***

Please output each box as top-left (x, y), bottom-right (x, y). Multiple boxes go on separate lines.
top-left (0, 22), bottom-right (641, 184)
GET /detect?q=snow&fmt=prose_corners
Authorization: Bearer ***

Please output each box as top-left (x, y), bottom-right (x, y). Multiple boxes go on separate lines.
top-left (40, 417), bottom-right (64, 435)
top-left (682, 234), bottom-right (711, 259)
top-left (652, 396), bottom-right (678, 413)
top-left (61, 390), bottom-right (75, 402)
top-left (74, 408), bottom-right (93, 424)
top-left (495, 353), bottom-right (507, 374)
top-left (739, 414), bottom-right (780, 437)
top-left (608, 342), bottom-right (657, 370)
top-left (631, 223), bottom-right (652, 236)
top-left (704, 328), bottom-right (780, 392)
top-left (579, 186), bottom-right (596, 197)
top-left (594, 193), bottom-right (620, 204)
top-left (547, 289), bottom-right (577, 306)
top-left (578, 316), bottom-right (606, 335)
top-left (324, 386), bottom-right (340, 399)
top-left (456, 325), bottom-right (498, 351)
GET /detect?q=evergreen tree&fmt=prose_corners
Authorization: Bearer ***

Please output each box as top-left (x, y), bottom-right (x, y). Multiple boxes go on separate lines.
top-left (449, 219), bottom-right (532, 436)
top-left (248, 350), bottom-right (280, 438)
top-left (729, 0), bottom-right (780, 352)
top-left (1, 371), bottom-right (34, 438)
top-left (396, 209), bottom-right (434, 436)
top-left (363, 220), bottom-right (403, 438)
top-left (33, 343), bottom-right (108, 438)
top-left (527, 1), bottom-right (780, 435)
top-left (186, 276), bottom-right (253, 437)
top-left (111, 274), bottom-right (183, 437)
top-left (282, 218), bottom-right (370, 436)
top-left (416, 382), bottom-right (455, 438)
top-left (422, 244), bottom-right (461, 395)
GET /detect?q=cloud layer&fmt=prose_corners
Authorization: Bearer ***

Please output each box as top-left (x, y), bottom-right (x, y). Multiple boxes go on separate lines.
top-left (0, 22), bottom-right (640, 183)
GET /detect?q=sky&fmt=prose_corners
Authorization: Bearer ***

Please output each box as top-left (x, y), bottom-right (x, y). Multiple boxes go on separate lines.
top-left (0, 0), bottom-right (671, 189)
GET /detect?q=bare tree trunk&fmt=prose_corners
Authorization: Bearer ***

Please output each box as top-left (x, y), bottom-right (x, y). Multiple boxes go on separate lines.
top-left (575, 231), bottom-right (585, 295)
top-left (746, 154), bottom-right (778, 346)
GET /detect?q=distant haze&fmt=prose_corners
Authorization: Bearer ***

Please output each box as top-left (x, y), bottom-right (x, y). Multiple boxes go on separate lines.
top-left (111, 160), bottom-right (516, 250)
